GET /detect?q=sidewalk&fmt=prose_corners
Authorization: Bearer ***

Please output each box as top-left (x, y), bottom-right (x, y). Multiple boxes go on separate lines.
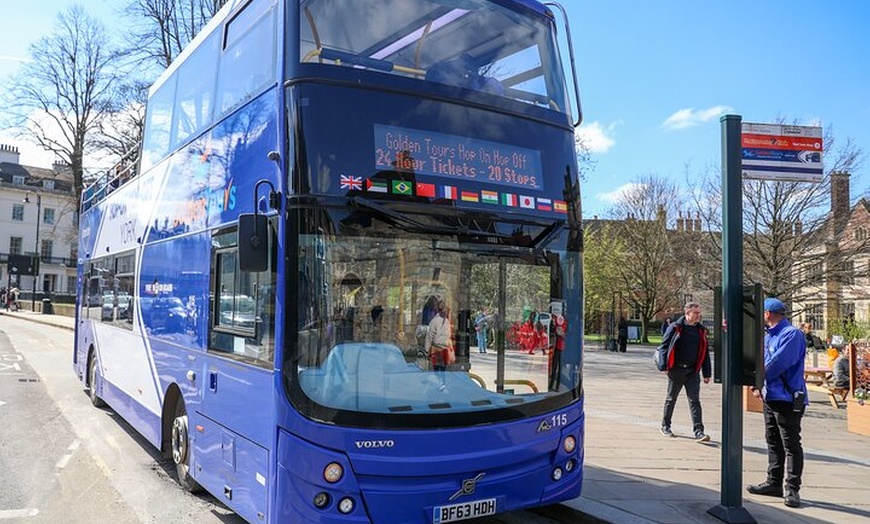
top-left (3, 311), bottom-right (868, 523)
top-left (0, 309), bottom-right (75, 331)
top-left (567, 344), bottom-right (870, 524)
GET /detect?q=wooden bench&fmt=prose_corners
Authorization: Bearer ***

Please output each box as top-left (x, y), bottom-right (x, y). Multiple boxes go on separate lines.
top-left (807, 384), bottom-right (850, 408)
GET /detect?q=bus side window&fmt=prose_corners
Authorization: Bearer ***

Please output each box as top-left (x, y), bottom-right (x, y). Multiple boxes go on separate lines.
top-left (209, 226), bottom-right (275, 367)
top-left (216, 0), bottom-right (276, 115)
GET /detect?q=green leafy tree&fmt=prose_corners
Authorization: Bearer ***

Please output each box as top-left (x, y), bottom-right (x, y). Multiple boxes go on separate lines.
top-left (582, 222), bottom-right (628, 334)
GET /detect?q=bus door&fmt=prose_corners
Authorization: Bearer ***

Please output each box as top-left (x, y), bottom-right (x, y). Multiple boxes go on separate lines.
top-left (191, 226), bottom-right (277, 524)
top-left (466, 257), bottom-right (553, 397)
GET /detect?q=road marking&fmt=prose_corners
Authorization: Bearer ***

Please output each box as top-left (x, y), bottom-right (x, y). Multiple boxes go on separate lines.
top-left (0, 509), bottom-right (39, 519)
top-left (0, 400), bottom-right (5, 407)
top-left (56, 440), bottom-right (81, 470)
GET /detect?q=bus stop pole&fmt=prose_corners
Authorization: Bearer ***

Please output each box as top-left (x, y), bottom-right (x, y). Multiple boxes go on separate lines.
top-left (708, 115), bottom-right (756, 524)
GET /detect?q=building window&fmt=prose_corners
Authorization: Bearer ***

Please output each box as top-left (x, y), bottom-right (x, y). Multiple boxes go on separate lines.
top-left (43, 208), bottom-right (55, 225)
top-left (40, 239), bottom-right (53, 261)
top-left (12, 204), bottom-right (24, 221)
top-left (9, 236), bottom-right (23, 255)
top-left (855, 227), bottom-right (867, 242)
top-left (841, 260), bottom-right (855, 286)
top-left (43, 179), bottom-right (55, 190)
top-left (804, 303), bottom-right (823, 331)
top-left (12, 175), bottom-right (24, 185)
top-left (806, 261), bottom-right (823, 282)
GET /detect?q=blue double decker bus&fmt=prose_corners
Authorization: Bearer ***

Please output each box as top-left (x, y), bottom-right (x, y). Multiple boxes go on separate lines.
top-left (74, 0), bottom-right (584, 522)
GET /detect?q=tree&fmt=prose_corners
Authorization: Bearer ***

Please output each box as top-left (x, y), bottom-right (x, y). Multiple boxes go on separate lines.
top-left (607, 174), bottom-right (687, 342)
top-left (94, 79), bottom-right (149, 159)
top-left (686, 123), bottom-right (866, 306)
top-left (582, 222), bottom-right (628, 334)
top-left (125, 0), bottom-right (228, 68)
top-left (3, 6), bottom-right (122, 207)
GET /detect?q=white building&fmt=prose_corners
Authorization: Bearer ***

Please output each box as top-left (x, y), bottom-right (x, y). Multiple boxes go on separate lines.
top-left (0, 144), bottom-right (78, 303)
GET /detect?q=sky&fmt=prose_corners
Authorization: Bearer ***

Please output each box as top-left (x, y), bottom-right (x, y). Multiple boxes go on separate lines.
top-left (1, 0), bottom-right (869, 218)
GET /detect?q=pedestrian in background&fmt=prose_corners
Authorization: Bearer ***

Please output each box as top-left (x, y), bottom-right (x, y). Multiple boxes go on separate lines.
top-left (474, 308), bottom-right (489, 354)
top-left (661, 317), bottom-right (672, 336)
top-left (657, 302), bottom-right (712, 442)
top-left (748, 297), bottom-right (807, 508)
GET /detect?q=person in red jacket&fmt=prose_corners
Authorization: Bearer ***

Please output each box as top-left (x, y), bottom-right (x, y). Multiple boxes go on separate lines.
top-left (658, 302), bottom-right (712, 442)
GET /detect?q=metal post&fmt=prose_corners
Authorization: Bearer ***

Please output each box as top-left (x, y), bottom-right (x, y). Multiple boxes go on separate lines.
top-left (708, 115), bottom-right (755, 523)
top-left (24, 193), bottom-right (41, 312)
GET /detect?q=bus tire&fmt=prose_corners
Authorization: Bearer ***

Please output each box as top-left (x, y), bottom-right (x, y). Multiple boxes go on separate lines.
top-left (87, 352), bottom-right (106, 408)
top-left (171, 397), bottom-right (202, 493)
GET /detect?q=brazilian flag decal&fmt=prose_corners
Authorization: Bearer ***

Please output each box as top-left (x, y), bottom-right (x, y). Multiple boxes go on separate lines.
top-left (392, 180), bottom-right (413, 195)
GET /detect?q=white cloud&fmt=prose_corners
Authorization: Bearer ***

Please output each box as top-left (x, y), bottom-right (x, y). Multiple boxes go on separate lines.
top-left (596, 182), bottom-right (645, 204)
top-left (662, 105), bottom-right (732, 130)
top-left (576, 121), bottom-right (617, 153)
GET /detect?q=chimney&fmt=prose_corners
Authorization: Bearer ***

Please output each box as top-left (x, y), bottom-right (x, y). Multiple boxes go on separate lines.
top-left (831, 171), bottom-right (851, 234)
top-left (52, 160), bottom-right (73, 180)
top-left (794, 220), bottom-right (803, 236)
top-left (694, 213), bottom-right (702, 232)
top-left (677, 211), bottom-right (684, 232)
top-left (656, 204), bottom-right (666, 225)
top-left (0, 144), bottom-right (21, 164)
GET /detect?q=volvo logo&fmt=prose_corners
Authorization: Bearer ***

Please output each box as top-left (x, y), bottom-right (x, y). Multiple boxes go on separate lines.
top-left (354, 440), bottom-right (395, 449)
top-left (449, 473), bottom-right (486, 501)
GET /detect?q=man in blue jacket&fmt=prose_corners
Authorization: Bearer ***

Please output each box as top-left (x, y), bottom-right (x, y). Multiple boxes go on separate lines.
top-left (658, 302), bottom-right (712, 442)
top-left (748, 297), bottom-right (808, 508)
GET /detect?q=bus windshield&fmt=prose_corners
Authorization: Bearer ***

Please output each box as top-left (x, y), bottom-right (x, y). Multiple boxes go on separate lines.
top-left (293, 206), bottom-right (578, 426)
top-left (300, 0), bottom-right (570, 114)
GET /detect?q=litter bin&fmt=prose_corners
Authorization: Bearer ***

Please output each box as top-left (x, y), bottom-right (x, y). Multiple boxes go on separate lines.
top-left (42, 298), bottom-right (54, 315)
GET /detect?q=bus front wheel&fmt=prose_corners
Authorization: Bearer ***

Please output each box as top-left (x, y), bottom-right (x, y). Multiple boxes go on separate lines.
top-left (171, 397), bottom-right (202, 493)
top-left (87, 352), bottom-right (105, 408)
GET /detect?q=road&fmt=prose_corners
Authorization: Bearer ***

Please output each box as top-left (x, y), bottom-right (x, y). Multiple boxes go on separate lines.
top-left (0, 317), bottom-right (596, 524)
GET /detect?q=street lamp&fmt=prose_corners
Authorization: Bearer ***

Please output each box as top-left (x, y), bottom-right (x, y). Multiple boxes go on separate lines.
top-left (23, 192), bottom-right (41, 312)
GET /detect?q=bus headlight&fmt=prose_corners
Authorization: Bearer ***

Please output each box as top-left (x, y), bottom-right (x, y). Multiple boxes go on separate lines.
top-left (338, 497), bottom-right (355, 514)
top-left (552, 467), bottom-right (563, 481)
top-left (323, 462), bottom-right (343, 483)
top-left (565, 459), bottom-right (576, 472)
top-left (563, 435), bottom-right (576, 454)
top-left (313, 492), bottom-right (330, 509)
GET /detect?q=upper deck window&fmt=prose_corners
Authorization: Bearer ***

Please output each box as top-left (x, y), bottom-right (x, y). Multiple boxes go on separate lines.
top-left (300, 0), bottom-right (569, 114)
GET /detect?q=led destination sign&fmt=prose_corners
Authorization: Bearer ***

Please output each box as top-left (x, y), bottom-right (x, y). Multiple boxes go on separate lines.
top-left (374, 124), bottom-right (544, 191)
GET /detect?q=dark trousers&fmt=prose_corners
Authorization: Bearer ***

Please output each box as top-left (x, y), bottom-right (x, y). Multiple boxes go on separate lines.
top-left (762, 400), bottom-right (804, 491)
top-left (662, 367), bottom-right (704, 432)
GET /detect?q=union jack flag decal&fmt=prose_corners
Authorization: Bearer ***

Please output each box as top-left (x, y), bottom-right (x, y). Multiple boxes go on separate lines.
top-left (340, 174), bottom-right (363, 191)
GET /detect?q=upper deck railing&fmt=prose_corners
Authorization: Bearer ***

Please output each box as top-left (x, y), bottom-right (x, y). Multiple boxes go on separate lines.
top-left (81, 146), bottom-right (140, 213)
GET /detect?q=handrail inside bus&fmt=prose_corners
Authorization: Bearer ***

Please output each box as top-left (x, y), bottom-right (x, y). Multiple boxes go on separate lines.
top-left (81, 146), bottom-right (140, 212)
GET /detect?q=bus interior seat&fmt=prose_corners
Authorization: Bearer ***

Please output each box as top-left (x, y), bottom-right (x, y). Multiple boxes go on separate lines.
top-left (322, 343), bottom-right (409, 408)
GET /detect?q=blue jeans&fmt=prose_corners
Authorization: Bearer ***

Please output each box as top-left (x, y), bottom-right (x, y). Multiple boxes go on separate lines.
top-left (476, 330), bottom-right (487, 352)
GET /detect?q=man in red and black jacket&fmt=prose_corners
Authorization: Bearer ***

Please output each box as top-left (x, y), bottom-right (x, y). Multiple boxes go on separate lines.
top-left (658, 302), bottom-right (712, 442)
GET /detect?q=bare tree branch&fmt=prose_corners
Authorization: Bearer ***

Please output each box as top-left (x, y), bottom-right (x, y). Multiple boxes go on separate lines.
top-left (2, 6), bottom-right (122, 206)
